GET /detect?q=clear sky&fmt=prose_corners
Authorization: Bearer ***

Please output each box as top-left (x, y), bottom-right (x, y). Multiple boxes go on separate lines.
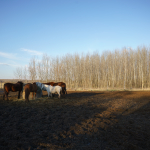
top-left (0, 0), bottom-right (150, 79)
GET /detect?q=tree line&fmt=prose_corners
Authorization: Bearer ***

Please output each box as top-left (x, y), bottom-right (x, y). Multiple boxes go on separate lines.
top-left (14, 46), bottom-right (150, 89)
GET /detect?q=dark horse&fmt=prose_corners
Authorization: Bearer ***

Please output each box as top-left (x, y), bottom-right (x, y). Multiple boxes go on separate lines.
top-left (3, 81), bottom-right (23, 100)
top-left (24, 83), bottom-right (38, 102)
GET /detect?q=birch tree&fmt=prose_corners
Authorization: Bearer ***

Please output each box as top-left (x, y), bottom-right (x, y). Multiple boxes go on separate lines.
top-left (28, 57), bottom-right (37, 81)
top-left (14, 67), bottom-right (22, 79)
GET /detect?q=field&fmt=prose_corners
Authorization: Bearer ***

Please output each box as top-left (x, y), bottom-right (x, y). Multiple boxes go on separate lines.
top-left (0, 90), bottom-right (150, 150)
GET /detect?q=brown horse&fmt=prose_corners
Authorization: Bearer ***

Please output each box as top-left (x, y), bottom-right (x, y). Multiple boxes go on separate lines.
top-left (3, 81), bottom-right (23, 100)
top-left (24, 83), bottom-right (38, 102)
top-left (42, 82), bottom-right (54, 85)
top-left (44, 82), bottom-right (67, 97)
top-left (56, 82), bottom-right (67, 96)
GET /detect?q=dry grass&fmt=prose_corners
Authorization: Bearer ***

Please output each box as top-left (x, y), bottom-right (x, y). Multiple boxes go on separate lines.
top-left (0, 90), bottom-right (150, 149)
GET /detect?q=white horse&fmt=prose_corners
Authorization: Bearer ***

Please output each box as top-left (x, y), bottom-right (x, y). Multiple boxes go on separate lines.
top-left (36, 82), bottom-right (48, 92)
top-left (41, 84), bottom-right (62, 98)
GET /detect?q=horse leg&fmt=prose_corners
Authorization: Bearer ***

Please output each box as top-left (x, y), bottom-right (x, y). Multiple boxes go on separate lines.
top-left (25, 89), bottom-right (29, 102)
top-left (3, 92), bottom-right (5, 100)
top-left (32, 92), bottom-right (34, 99)
top-left (61, 88), bottom-right (65, 98)
top-left (58, 94), bottom-right (60, 98)
top-left (25, 96), bottom-right (29, 102)
top-left (50, 93), bottom-right (52, 98)
top-left (62, 89), bottom-right (65, 98)
top-left (64, 88), bottom-right (67, 97)
top-left (3, 89), bottom-right (7, 100)
top-left (63, 93), bottom-right (66, 98)
top-left (58, 91), bottom-right (61, 99)
top-left (32, 92), bottom-right (36, 99)
top-left (6, 92), bottom-right (9, 100)
top-left (64, 87), bottom-right (67, 97)
top-left (18, 91), bottom-right (20, 99)
top-left (25, 95), bottom-right (29, 102)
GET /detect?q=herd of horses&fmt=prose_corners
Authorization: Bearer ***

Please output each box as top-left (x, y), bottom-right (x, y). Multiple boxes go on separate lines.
top-left (3, 81), bottom-right (67, 102)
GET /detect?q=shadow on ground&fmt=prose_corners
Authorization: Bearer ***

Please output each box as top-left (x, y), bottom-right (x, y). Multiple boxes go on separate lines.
top-left (0, 91), bottom-right (150, 149)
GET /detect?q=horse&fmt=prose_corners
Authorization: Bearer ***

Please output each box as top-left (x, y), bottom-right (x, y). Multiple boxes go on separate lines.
top-left (3, 81), bottom-right (23, 100)
top-left (36, 82), bottom-right (58, 97)
top-left (24, 83), bottom-right (38, 102)
top-left (57, 82), bottom-right (67, 96)
top-left (44, 82), bottom-right (67, 97)
top-left (41, 84), bottom-right (62, 98)
top-left (35, 82), bottom-right (43, 89)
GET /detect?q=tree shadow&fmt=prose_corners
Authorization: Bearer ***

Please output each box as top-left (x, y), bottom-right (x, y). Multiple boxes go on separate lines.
top-left (66, 91), bottom-right (104, 98)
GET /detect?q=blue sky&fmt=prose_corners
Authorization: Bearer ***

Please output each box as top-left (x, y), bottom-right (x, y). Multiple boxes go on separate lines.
top-left (0, 0), bottom-right (150, 79)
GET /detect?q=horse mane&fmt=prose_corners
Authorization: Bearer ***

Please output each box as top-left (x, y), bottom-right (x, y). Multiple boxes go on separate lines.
top-left (17, 81), bottom-right (24, 92)
top-left (17, 81), bottom-right (23, 84)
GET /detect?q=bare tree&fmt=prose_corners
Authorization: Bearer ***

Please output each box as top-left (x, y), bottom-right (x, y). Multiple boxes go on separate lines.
top-left (28, 57), bottom-right (37, 81)
top-left (23, 66), bottom-right (28, 82)
top-left (14, 67), bottom-right (22, 79)
top-left (37, 61), bottom-right (43, 82)
top-left (23, 46), bottom-right (150, 90)
top-left (42, 54), bottom-right (50, 82)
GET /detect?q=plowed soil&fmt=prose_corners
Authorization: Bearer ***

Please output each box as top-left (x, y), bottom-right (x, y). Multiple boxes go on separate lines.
top-left (0, 90), bottom-right (150, 150)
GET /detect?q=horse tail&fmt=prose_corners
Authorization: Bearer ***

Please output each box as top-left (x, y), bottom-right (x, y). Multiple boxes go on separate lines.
top-left (25, 88), bottom-right (29, 102)
top-left (63, 85), bottom-right (67, 95)
top-left (63, 83), bottom-right (67, 95)
top-left (19, 82), bottom-right (24, 93)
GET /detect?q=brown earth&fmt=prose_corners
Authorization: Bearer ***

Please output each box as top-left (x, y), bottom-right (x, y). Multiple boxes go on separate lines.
top-left (0, 90), bottom-right (150, 150)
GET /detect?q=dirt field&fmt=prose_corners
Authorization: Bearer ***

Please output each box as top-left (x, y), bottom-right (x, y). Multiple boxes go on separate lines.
top-left (0, 90), bottom-right (150, 150)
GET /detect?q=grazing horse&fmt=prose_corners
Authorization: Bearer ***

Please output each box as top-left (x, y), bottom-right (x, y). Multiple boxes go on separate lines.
top-left (41, 84), bottom-right (62, 98)
top-left (44, 82), bottom-right (67, 97)
top-left (57, 82), bottom-right (67, 96)
top-left (3, 81), bottom-right (23, 100)
top-left (24, 83), bottom-right (38, 102)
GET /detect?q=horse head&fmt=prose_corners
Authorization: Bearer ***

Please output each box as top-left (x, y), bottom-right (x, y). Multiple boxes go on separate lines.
top-left (35, 82), bottom-right (43, 90)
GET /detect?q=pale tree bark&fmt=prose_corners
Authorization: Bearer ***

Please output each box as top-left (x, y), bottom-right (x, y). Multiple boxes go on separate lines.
top-left (42, 54), bottom-right (50, 82)
top-left (23, 66), bottom-right (28, 82)
top-left (14, 67), bottom-right (22, 79)
top-left (123, 48), bottom-right (128, 90)
top-left (24, 46), bottom-right (150, 89)
top-left (37, 62), bottom-right (43, 82)
top-left (28, 57), bottom-right (37, 81)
